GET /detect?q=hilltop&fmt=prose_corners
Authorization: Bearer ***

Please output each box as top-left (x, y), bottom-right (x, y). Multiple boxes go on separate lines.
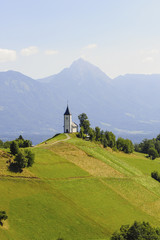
top-left (1, 134), bottom-right (160, 239)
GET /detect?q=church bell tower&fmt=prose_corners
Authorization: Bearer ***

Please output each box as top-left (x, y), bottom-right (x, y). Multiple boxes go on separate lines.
top-left (64, 105), bottom-right (72, 133)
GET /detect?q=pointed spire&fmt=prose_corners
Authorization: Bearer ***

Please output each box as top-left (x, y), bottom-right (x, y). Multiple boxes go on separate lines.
top-left (64, 105), bottom-right (71, 115)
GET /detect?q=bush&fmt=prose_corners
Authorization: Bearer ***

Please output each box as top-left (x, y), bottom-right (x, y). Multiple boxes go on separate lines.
top-left (151, 171), bottom-right (160, 182)
top-left (0, 211), bottom-right (8, 226)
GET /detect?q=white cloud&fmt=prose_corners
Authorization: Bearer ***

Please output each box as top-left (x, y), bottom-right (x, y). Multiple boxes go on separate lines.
top-left (44, 50), bottom-right (59, 55)
top-left (139, 120), bottom-right (152, 124)
top-left (125, 113), bottom-right (135, 118)
top-left (0, 49), bottom-right (16, 62)
top-left (20, 46), bottom-right (39, 56)
top-left (100, 122), bottom-right (111, 127)
top-left (139, 119), bottom-right (160, 124)
top-left (114, 128), bottom-right (151, 135)
top-left (84, 44), bottom-right (97, 49)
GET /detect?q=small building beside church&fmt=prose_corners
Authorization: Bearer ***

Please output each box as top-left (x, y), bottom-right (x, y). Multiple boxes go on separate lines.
top-left (64, 105), bottom-right (78, 133)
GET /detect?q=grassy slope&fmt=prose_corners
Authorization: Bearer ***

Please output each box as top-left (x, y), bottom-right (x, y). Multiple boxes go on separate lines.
top-left (1, 134), bottom-right (160, 239)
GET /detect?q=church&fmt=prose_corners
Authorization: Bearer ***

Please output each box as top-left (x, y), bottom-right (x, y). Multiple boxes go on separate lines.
top-left (64, 105), bottom-right (78, 133)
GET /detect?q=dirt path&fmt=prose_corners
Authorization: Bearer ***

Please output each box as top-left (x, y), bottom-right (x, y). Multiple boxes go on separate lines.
top-left (50, 133), bottom-right (71, 145)
top-left (35, 133), bottom-right (71, 148)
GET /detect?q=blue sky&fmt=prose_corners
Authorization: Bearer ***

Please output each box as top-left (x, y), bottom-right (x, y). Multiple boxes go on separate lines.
top-left (1, 0), bottom-right (160, 78)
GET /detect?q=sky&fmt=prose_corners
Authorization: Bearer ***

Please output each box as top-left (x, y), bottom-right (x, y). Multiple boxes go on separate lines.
top-left (1, 0), bottom-right (160, 79)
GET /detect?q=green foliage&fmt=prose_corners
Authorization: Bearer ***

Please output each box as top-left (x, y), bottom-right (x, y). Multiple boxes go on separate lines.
top-left (135, 134), bottom-right (160, 160)
top-left (95, 126), bottom-right (101, 141)
top-left (77, 113), bottom-right (133, 154)
top-left (78, 113), bottom-right (90, 134)
top-left (77, 126), bottom-right (85, 138)
top-left (3, 141), bottom-right (11, 148)
top-left (0, 211), bottom-right (8, 226)
top-left (139, 139), bottom-right (155, 154)
top-left (14, 151), bottom-right (28, 170)
top-left (88, 128), bottom-right (95, 141)
top-left (10, 141), bottom-right (19, 155)
top-left (105, 131), bottom-right (116, 148)
top-left (0, 135), bottom-right (32, 150)
top-left (25, 149), bottom-right (35, 167)
top-left (10, 149), bottom-right (35, 172)
top-left (78, 113), bottom-right (88, 127)
top-left (148, 147), bottom-right (159, 160)
top-left (111, 221), bottom-right (160, 240)
top-left (16, 135), bottom-right (32, 148)
top-left (151, 171), bottom-right (160, 182)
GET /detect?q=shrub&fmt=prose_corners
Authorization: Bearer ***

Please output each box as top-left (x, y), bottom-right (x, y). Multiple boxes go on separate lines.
top-left (0, 211), bottom-right (8, 226)
top-left (151, 171), bottom-right (160, 182)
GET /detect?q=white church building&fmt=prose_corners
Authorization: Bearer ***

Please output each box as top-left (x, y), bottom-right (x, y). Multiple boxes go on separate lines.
top-left (64, 105), bottom-right (78, 133)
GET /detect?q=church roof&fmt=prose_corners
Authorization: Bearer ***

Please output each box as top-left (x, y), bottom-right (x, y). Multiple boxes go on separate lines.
top-left (64, 105), bottom-right (71, 115)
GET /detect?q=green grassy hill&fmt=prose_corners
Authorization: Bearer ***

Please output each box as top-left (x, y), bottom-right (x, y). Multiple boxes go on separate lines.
top-left (1, 133), bottom-right (160, 239)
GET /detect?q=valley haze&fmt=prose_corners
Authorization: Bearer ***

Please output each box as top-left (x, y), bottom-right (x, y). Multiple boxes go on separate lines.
top-left (0, 58), bottom-right (159, 144)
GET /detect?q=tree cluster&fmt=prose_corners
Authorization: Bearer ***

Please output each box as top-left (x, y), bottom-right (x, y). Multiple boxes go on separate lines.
top-left (77, 113), bottom-right (134, 154)
top-left (111, 221), bottom-right (160, 240)
top-left (0, 135), bottom-right (32, 149)
top-left (9, 137), bottom-right (35, 172)
top-left (135, 134), bottom-right (160, 160)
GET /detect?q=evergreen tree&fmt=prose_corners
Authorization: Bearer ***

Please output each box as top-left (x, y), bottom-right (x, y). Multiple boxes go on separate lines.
top-left (10, 141), bottom-right (19, 155)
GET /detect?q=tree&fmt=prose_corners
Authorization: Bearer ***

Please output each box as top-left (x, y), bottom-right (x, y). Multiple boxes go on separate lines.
top-left (82, 119), bottom-right (90, 134)
top-left (23, 140), bottom-right (32, 148)
top-left (78, 113), bottom-right (88, 127)
top-left (105, 131), bottom-right (116, 148)
top-left (139, 139), bottom-right (155, 154)
top-left (14, 151), bottom-right (28, 170)
top-left (117, 137), bottom-right (125, 151)
top-left (148, 147), bottom-right (159, 160)
top-left (88, 128), bottom-right (95, 141)
top-left (123, 139), bottom-right (134, 153)
top-left (95, 126), bottom-right (101, 141)
top-left (10, 141), bottom-right (19, 155)
top-left (78, 113), bottom-right (90, 134)
top-left (103, 137), bottom-right (108, 148)
top-left (0, 211), bottom-right (8, 226)
top-left (77, 126), bottom-right (84, 138)
top-left (111, 221), bottom-right (160, 240)
top-left (25, 149), bottom-right (35, 167)
top-left (18, 135), bottom-right (24, 140)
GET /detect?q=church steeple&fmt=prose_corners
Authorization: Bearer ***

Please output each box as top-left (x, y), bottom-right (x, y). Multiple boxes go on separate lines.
top-left (64, 105), bottom-right (71, 115)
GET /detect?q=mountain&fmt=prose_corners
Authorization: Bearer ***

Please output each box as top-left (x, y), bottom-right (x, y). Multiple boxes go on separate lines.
top-left (1, 59), bottom-right (160, 143)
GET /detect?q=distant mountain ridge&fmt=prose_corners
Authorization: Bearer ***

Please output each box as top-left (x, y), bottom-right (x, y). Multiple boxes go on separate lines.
top-left (0, 58), bottom-right (160, 144)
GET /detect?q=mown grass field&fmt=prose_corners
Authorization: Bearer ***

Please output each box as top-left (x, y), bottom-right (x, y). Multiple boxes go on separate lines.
top-left (1, 133), bottom-right (160, 239)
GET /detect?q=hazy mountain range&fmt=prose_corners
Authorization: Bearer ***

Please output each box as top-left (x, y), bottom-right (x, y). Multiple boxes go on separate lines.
top-left (0, 58), bottom-right (160, 144)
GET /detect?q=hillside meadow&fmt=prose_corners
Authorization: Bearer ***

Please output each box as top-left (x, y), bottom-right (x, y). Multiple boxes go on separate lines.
top-left (1, 133), bottom-right (160, 239)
